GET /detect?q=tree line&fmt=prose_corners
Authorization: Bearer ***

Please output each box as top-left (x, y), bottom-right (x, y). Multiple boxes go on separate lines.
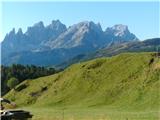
top-left (1, 64), bottom-right (61, 95)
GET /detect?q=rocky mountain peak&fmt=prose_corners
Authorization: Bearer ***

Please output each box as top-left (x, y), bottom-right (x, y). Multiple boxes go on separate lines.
top-left (48, 20), bottom-right (67, 31)
top-left (105, 24), bottom-right (138, 42)
top-left (96, 22), bottom-right (102, 30)
top-left (3, 28), bottom-right (16, 41)
top-left (76, 21), bottom-right (100, 28)
top-left (34, 21), bottom-right (44, 28)
top-left (70, 21), bottom-right (102, 34)
top-left (51, 19), bottom-right (61, 25)
top-left (17, 28), bottom-right (23, 35)
top-left (9, 28), bottom-right (16, 35)
top-left (25, 21), bottom-right (45, 37)
top-left (47, 21), bottom-right (105, 49)
top-left (106, 24), bottom-right (129, 37)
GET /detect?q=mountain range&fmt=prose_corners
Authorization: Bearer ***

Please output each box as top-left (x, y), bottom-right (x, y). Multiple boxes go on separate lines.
top-left (1, 20), bottom-right (139, 66)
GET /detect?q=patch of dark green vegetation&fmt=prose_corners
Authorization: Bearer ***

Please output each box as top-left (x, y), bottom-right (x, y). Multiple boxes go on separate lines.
top-left (1, 64), bottom-right (62, 95)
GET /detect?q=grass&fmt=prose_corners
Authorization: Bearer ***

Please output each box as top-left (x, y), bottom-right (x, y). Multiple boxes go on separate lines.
top-left (4, 52), bottom-right (160, 120)
top-left (21, 107), bottom-right (159, 120)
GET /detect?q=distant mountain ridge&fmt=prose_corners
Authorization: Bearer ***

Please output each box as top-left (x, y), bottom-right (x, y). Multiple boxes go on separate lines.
top-left (2, 20), bottom-right (139, 66)
top-left (57, 38), bottom-right (160, 68)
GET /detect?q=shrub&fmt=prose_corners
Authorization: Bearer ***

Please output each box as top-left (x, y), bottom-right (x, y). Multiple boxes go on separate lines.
top-left (7, 77), bottom-right (19, 90)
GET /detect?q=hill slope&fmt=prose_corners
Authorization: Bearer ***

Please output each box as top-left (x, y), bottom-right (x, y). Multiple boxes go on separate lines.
top-left (5, 53), bottom-right (160, 111)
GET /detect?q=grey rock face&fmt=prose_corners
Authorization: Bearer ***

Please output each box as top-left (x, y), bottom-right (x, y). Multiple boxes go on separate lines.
top-left (46, 21), bottom-right (105, 50)
top-left (44, 20), bottom-right (67, 42)
top-left (105, 24), bottom-right (138, 45)
top-left (2, 20), bottom-right (67, 56)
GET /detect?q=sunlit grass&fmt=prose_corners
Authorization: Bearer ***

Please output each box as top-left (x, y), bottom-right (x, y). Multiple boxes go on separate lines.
top-left (5, 53), bottom-right (160, 120)
top-left (23, 107), bottom-right (159, 120)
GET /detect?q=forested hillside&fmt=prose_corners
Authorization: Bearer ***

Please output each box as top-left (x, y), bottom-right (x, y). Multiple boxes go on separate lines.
top-left (1, 64), bottom-right (60, 95)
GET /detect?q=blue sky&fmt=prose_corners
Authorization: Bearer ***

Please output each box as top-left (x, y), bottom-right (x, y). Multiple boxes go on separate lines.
top-left (1, 1), bottom-right (159, 41)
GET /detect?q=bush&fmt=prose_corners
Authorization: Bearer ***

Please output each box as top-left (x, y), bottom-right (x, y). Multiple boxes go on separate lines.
top-left (7, 77), bottom-right (19, 90)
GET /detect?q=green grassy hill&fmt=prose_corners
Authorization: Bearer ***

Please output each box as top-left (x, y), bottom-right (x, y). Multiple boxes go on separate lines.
top-left (5, 52), bottom-right (160, 120)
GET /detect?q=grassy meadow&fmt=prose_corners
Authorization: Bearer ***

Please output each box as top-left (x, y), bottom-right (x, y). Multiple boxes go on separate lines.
top-left (4, 52), bottom-right (160, 120)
